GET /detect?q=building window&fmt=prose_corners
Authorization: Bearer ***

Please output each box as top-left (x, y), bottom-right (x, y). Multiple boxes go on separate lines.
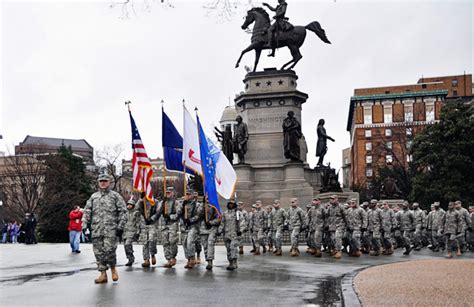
top-left (452, 79), bottom-right (458, 87)
top-left (453, 90), bottom-right (458, 97)
top-left (406, 128), bottom-right (413, 136)
top-left (386, 141), bottom-right (393, 149)
top-left (386, 155), bottom-right (393, 163)
top-left (384, 105), bottom-right (393, 123)
top-left (344, 158), bottom-right (349, 165)
top-left (407, 154), bottom-right (413, 162)
top-left (364, 107), bottom-right (372, 124)
top-left (365, 142), bottom-right (372, 151)
top-left (366, 155), bottom-right (372, 164)
top-left (404, 104), bottom-right (413, 122)
top-left (385, 129), bottom-right (392, 137)
top-left (366, 168), bottom-right (373, 177)
top-left (422, 84), bottom-right (427, 89)
top-left (365, 130), bottom-right (372, 138)
top-left (426, 103), bottom-right (435, 122)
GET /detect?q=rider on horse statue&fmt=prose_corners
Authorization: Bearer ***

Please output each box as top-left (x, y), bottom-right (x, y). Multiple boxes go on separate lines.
top-left (263, 0), bottom-right (294, 57)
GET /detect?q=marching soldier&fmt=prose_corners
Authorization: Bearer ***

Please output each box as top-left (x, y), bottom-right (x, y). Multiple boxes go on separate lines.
top-left (237, 201), bottom-right (249, 255)
top-left (412, 203), bottom-right (424, 250)
top-left (397, 202), bottom-right (415, 255)
top-left (270, 200), bottom-right (288, 256)
top-left (251, 201), bottom-right (267, 255)
top-left (82, 174), bottom-right (127, 284)
top-left (123, 199), bottom-right (141, 266)
top-left (138, 192), bottom-right (158, 268)
top-left (265, 205), bottom-right (274, 252)
top-left (180, 189), bottom-right (203, 269)
top-left (219, 200), bottom-right (247, 270)
top-left (427, 202), bottom-right (445, 252)
top-left (442, 202), bottom-right (462, 258)
top-left (288, 198), bottom-right (305, 257)
top-left (157, 187), bottom-right (180, 268)
top-left (367, 200), bottom-right (383, 256)
top-left (200, 200), bottom-right (221, 270)
top-left (455, 201), bottom-right (471, 253)
top-left (326, 195), bottom-right (347, 259)
top-left (380, 201), bottom-right (396, 255)
top-left (346, 198), bottom-right (367, 257)
top-left (306, 198), bottom-right (326, 257)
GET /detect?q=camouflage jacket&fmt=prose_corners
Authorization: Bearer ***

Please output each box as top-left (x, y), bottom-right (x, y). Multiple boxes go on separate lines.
top-left (457, 208), bottom-right (471, 232)
top-left (252, 208), bottom-right (267, 230)
top-left (412, 208), bottom-right (424, 229)
top-left (442, 209), bottom-right (461, 235)
top-left (219, 208), bottom-right (247, 240)
top-left (326, 203), bottom-right (347, 231)
top-left (380, 208), bottom-right (396, 232)
top-left (270, 208), bottom-right (288, 230)
top-left (305, 205), bottom-right (325, 231)
top-left (199, 204), bottom-right (221, 235)
top-left (180, 199), bottom-right (203, 231)
top-left (124, 207), bottom-right (141, 237)
top-left (397, 209), bottom-right (415, 231)
top-left (427, 209), bottom-right (445, 231)
top-left (288, 206), bottom-right (305, 228)
top-left (347, 207), bottom-right (367, 231)
top-left (367, 208), bottom-right (383, 232)
top-left (82, 189), bottom-right (127, 239)
top-left (152, 198), bottom-right (180, 231)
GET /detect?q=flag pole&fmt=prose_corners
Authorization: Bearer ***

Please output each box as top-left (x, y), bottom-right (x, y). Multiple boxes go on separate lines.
top-left (161, 99), bottom-right (168, 214)
top-left (182, 99), bottom-right (187, 198)
top-left (195, 106), bottom-right (208, 217)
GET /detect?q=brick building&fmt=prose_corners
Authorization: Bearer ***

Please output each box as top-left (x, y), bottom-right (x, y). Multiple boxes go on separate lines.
top-left (346, 74), bottom-right (472, 189)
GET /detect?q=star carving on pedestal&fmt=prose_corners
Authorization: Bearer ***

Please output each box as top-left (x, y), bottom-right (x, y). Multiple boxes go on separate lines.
top-left (255, 82), bottom-right (261, 87)
top-left (278, 79), bottom-right (284, 85)
top-left (266, 81), bottom-right (272, 86)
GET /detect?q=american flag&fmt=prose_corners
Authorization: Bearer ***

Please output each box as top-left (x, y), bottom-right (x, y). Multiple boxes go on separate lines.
top-left (129, 111), bottom-right (154, 205)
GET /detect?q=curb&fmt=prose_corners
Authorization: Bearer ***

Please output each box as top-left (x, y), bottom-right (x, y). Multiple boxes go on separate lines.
top-left (341, 269), bottom-right (363, 307)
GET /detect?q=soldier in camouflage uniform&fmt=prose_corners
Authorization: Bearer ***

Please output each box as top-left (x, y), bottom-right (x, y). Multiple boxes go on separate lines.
top-left (251, 201), bottom-right (267, 255)
top-left (82, 174), bottom-right (127, 284)
top-left (455, 201), bottom-right (471, 253)
top-left (412, 203), bottom-right (424, 250)
top-left (265, 205), bottom-right (274, 252)
top-left (468, 206), bottom-right (474, 251)
top-left (219, 200), bottom-right (246, 270)
top-left (270, 200), bottom-right (288, 256)
top-left (200, 200), bottom-right (221, 270)
top-left (346, 198), bottom-right (367, 257)
top-left (155, 187), bottom-right (180, 268)
top-left (442, 202), bottom-right (462, 258)
top-left (288, 198), bottom-right (305, 257)
top-left (180, 189), bottom-right (203, 269)
top-left (427, 202), bottom-right (445, 252)
top-left (397, 202), bottom-right (414, 255)
top-left (137, 192), bottom-right (158, 267)
top-left (360, 202), bottom-right (371, 254)
top-left (123, 199), bottom-right (141, 266)
top-left (326, 195), bottom-right (347, 259)
top-left (366, 200), bottom-right (383, 256)
top-left (237, 201), bottom-right (249, 255)
top-left (304, 203), bottom-right (313, 254)
top-left (248, 205), bottom-right (256, 253)
top-left (305, 198), bottom-right (325, 257)
top-left (380, 201), bottom-right (396, 255)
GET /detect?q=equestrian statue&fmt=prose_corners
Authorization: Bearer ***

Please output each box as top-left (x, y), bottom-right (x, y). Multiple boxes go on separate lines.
top-left (235, 0), bottom-right (331, 72)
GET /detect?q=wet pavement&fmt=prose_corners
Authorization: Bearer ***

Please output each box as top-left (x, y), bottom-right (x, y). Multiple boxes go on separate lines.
top-left (1, 243), bottom-right (471, 306)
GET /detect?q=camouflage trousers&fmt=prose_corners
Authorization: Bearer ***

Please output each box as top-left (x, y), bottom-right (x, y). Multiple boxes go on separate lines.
top-left (396, 230), bottom-right (412, 248)
top-left (311, 228), bottom-right (324, 249)
top-left (253, 228), bottom-right (266, 249)
top-left (224, 237), bottom-right (239, 261)
top-left (457, 231), bottom-right (467, 250)
top-left (446, 233), bottom-right (458, 252)
top-left (369, 230), bottom-right (382, 250)
top-left (201, 229), bottom-right (218, 260)
top-left (92, 236), bottom-right (118, 271)
top-left (350, 230), bottom-right (362, 251)
top-left (123, 236), bottom-right (135, 262)
top-left (431, 230), bottom-right (443, 249)
top-left (162, 227), bottom-right (179, 260)
top-left (272, 228), bottom-right (283, 249)
top-left (381, 230), bottom-right (393, 250)
top-left (290, 226), bottom-right (301, 249)
top-left (329, 229), bottom-right (343, 251)
top-left (182, 227), bottom-right (200, 259)
top-left (413, 226), bottom-right (423, 247)
top-left (195, 235), bottom-right (202, 256)
top-left (266, 230), bottom-right (273, 247)
top-left (142, 225), bottom-right (157, 260)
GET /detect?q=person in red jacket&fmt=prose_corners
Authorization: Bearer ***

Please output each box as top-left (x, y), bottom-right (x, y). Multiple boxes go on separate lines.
top-left (68, 206), bottom-right (83, 253)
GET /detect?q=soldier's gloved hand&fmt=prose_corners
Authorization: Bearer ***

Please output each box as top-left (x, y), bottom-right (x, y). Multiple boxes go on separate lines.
top-left (346, 226), bottom-right (351, 232)
top-left (133, 233), bottom-right (140, 241)
top-left (145, 219), bottom-right (152, 225)
top-left (236, 231), bottom-right (242, 237)
top-left (116, 228), bottom-right (123, 240)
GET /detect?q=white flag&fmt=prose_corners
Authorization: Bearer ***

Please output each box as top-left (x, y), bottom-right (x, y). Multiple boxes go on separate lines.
top-left (182, 106), bottom-right (202, 175)
top-left (214, 150), bottom-right (237, 199)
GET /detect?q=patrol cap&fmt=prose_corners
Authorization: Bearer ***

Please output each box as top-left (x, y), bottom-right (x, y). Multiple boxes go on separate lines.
top-left (127, 199), bottom-right (136, 206)
top-left (312, 197), bottom-right (320, 201)
top-left (370, 199), bottom-right (378, 204)
top-left (185, 188), bottom-right (194, 195)
top-left (434, 202), bottom-right (440, 207)
top-left (350, 198), bottom-right (357, 203)
top-left (330, 195), bottom-right (338, 200)
top-left (98, 173), bottom-right (112, 181)
top-left (306, 204), bottom-right (312, 209)
top-left (237, 201), bottom-right (244, 205)
top-left (228, 200), bottom-right (236, 205)
top-left (251, 204), bottom-right (257, 209)
top-left (166, 187), bottom-right (174, 193)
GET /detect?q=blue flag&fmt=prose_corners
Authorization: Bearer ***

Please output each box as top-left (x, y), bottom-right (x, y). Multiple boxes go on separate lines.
top-left (197, 115), bottom-right (220, 213)
top-left (162, 108), bottom-right (193, 175)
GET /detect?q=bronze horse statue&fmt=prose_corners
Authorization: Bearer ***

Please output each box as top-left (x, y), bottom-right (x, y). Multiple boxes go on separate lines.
top-left (235, 7), bottom-right (331, 72)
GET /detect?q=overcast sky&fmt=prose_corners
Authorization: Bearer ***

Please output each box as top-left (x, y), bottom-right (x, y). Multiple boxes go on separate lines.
top-left (1, 0), bottom-right (472, 171)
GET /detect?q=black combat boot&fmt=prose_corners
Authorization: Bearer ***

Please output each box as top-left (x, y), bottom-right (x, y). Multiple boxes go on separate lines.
top-left (403, 245), bottom-right (412, 255)
top-left (206, 260), bottom-right (213, 270)
top-left (125, 258), bottom-right (134, 266)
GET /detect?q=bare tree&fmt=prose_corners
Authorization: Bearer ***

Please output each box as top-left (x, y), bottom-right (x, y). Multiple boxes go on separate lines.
top-left (94, 143), bottom-right (127, 191)
top-left (0, 155), bottom-right (46, 221)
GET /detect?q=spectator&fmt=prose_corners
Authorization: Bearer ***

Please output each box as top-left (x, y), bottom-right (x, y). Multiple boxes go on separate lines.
top-left (10, 221), bottom-right (19, 244)
top-left (68, 206), bottom-right (83, 253)
top-left (2, 222), bottom-right (9, 243)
